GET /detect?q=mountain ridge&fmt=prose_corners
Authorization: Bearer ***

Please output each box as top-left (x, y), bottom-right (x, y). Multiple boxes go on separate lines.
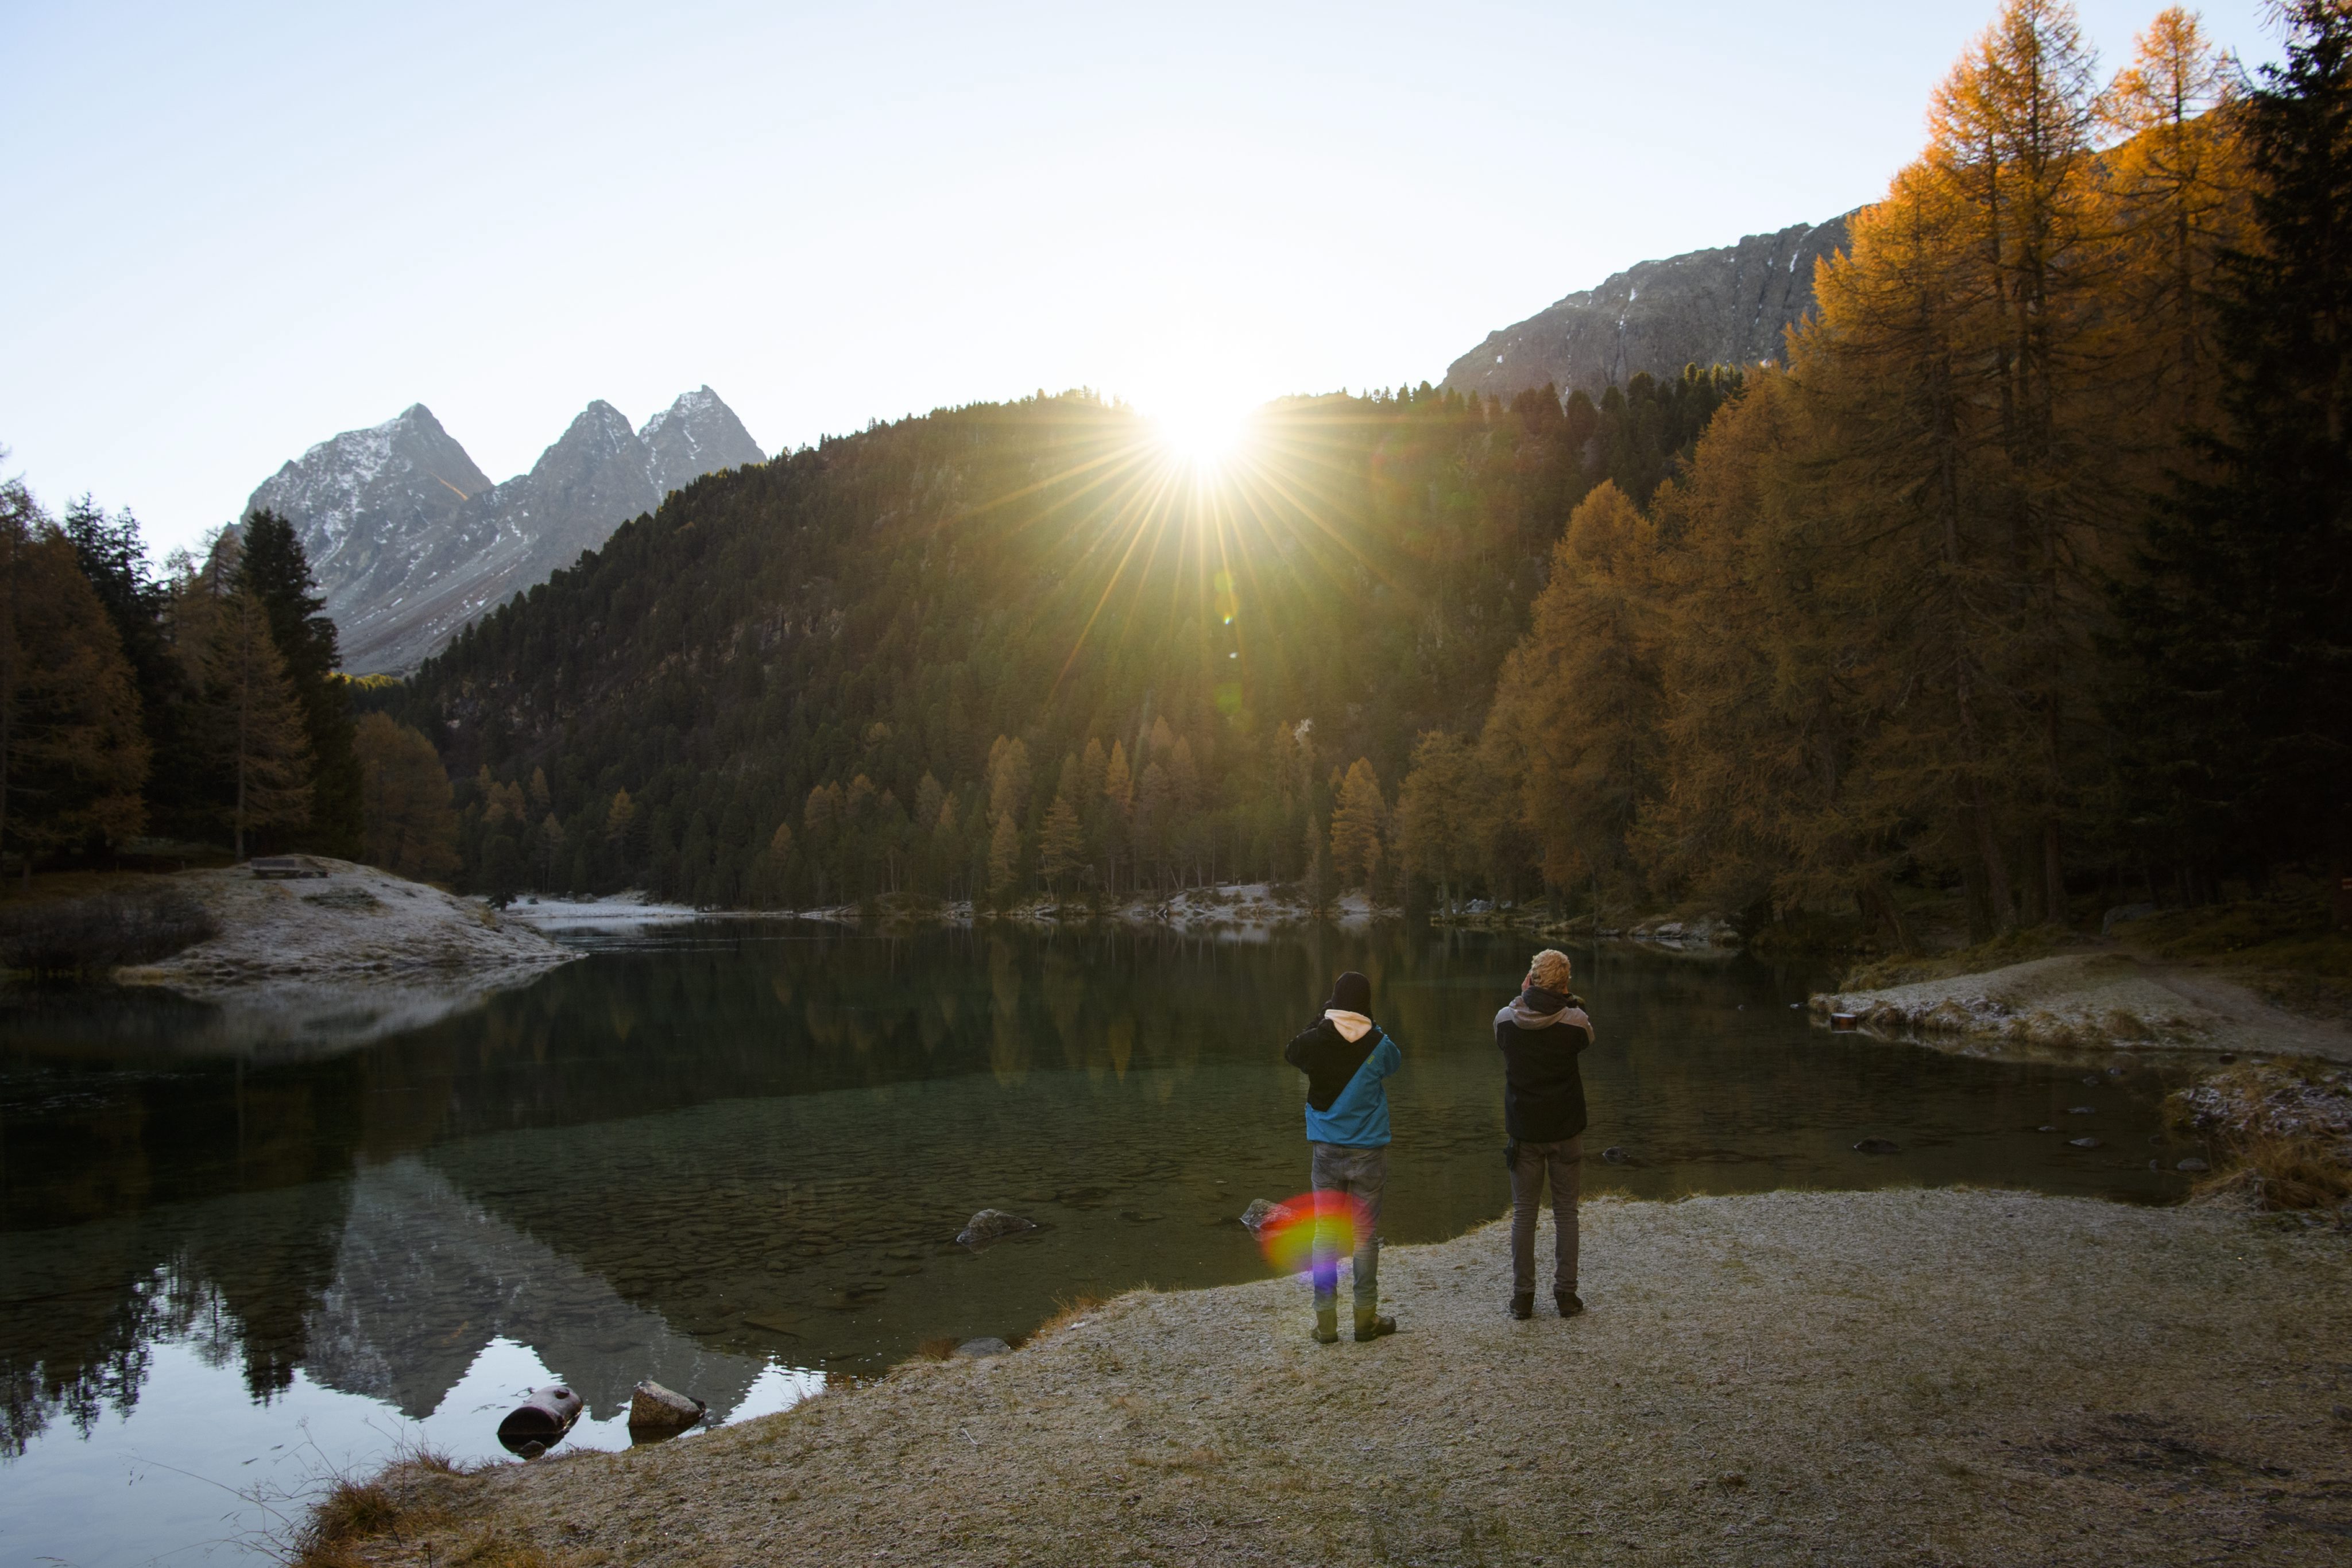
top-left (246, 388), bottom-right (764, 675)
top-left (1443, 214), bottom-right (1854, 401)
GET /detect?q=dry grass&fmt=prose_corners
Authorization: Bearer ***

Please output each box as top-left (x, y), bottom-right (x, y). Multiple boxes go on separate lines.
top-left (910, 1335), bottom-right (962, 1362)
top-left (306, 1190), bottom-right (2352, 1568)
top-left (1011, 1290), bottom-right (1109, 1349)
top-left (2171, 1058), bottom-right (2352, 1212)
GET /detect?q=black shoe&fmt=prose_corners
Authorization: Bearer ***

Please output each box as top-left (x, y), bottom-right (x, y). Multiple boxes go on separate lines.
top-left (1353, 1310), bottom-right (1397, 1342)
top-left (1556, 1291), bottom-right (1584, 1317)
top-left (1313, 1307), bottom-right (1339, 1345)
top-left (1509, 1292), bottom-right (1534, 1319)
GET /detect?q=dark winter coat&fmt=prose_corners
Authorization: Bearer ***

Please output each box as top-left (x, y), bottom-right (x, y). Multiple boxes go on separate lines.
top-left (1493, 988), bottom-right (1595, 1143)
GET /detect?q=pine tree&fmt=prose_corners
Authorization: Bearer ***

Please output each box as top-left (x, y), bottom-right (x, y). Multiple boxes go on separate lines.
top-left (0, 484), bottom-right (149, 877)
top-left (2110, 0), bottom-right (2352, 889)
top-left (237, 510), bottom-right (359, 855)
top-left (1328, 758), bottom-right (1387, 892)
top-left (986, 809), bottom-right (1022, 905)
top-left (353, 711), bottom-right (458, 880)
top-left (61, 496), bottom-right (200, 840)
top-left (1038, 788), bottom-right (1085, 893)
top-left (1480, 482), bottom-right (1663, 897)
top-left (1394, 730), bottom-right (1477, 914)
top-left (199, 586), bottom-right (312, 859)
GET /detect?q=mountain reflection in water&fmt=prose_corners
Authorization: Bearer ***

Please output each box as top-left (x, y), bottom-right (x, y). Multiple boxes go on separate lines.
top-left (0, 923), bottom-right (2199, 1566)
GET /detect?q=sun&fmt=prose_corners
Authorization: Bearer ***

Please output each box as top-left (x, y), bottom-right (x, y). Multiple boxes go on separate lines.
top-left (1147, 397), bottom-right (1256, 473)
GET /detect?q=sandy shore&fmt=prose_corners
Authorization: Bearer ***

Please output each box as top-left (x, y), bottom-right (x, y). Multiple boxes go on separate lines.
top-left (312, 1189), bottom-right (2349, 1567)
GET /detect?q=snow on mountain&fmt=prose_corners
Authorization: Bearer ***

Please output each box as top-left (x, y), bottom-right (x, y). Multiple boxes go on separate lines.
top-left (245, 390), bottom-right (765, 675)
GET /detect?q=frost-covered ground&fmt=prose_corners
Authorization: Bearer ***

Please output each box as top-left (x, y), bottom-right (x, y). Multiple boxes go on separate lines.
top-left (1811, 951), bottom-right (2352, 1062)
top-left (307, 1190), bottom-right (2352, 1568)
top-left (117, 858), bottom-right (578, 994)
top-left (499, 892), bottom-right (705, 926)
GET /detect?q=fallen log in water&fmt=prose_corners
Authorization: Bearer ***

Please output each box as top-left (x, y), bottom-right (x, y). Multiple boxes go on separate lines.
top-left (497, 1384), bottom-right (583, 1457)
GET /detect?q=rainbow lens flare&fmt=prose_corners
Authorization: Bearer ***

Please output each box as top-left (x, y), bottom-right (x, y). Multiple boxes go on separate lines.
top-left (1256, 1191), bottom-right (1367, 1275)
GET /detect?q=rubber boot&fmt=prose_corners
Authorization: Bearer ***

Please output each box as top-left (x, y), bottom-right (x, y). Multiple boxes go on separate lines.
top-left (1313, 1305), bottom-right (1339, 1344)
top-left (1509, 1292), bottom-right (1534, 1320)
top-left (1556, 1290), bottom-right (1584, 1317)
top-left (1353, 1307), bottom-right (1397, 1342)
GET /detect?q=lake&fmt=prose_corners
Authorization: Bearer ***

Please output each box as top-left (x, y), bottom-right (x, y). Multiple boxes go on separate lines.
top-left (0, 921), bottom-right (2204, 1566)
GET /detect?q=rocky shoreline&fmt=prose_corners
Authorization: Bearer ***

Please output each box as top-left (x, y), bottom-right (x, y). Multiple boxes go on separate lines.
top-left (299, 1189), bottom-right (2351, 1567)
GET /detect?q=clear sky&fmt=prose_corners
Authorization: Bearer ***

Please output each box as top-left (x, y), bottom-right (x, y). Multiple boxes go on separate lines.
top-left (1, 0), bottom-right (2283, 556)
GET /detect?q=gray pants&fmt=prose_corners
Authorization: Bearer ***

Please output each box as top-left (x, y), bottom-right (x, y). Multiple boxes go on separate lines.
top-left (1510, 1136), bottom-right (1581, 1294)
top-left (1308, 1141), bottom-right (1386, 1311)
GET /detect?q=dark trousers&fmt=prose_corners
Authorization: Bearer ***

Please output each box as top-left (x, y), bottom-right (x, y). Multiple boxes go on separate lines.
top-left (1308, 1141), bottom-right (1386, 1311)
top-left (1510, 1136), bottom-right (1581, 1294)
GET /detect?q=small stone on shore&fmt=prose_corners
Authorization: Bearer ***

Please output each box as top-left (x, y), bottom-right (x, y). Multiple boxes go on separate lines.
top-left (1239, 1199), bottom-right (1292, 1233)
top-left (956, 1209), bottom-right (1038, 1248)
top-left (954, 1337), bottom-right (1012, 1358)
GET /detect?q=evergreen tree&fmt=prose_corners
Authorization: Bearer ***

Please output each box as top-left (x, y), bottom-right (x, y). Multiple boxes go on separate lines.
top-left (2110, 0), bottom-right (2352, 889)
top-left (1394, 730), bottom-right (1477, 913)
top-left (353, 711), bottom-right (459, 880)
top-left (199, 586), bottom-right (313, 859)
top-left (0, 482), bottom-right (149, 877)
top-left (60, 496), bottom-right (200, 839)
top-left (237, 510), bottom-right (360, 855)
top-left (1329, 758), bottom-right (1387, 892)
top-left (1038, 788), bottom-right (1085, 893)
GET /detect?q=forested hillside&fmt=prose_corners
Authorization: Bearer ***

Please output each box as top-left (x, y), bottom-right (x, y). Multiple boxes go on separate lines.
top-left (381, 371), bottom-right (1735, 907)
top-left (14, 0), bottom-right (2341, 950)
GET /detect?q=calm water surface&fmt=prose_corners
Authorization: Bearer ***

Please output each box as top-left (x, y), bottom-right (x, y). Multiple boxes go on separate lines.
top-left (0, 923), bottom-right (2206, 1566)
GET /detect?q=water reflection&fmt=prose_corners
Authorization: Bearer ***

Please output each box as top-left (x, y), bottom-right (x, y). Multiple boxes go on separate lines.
top-left (0, 924), bottom-right (2206, 1565)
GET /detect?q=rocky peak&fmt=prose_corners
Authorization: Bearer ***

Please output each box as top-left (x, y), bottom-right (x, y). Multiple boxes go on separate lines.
top-left (246, 404), bottom-right (491, 580)
top-left (640, 386), bottom-right (765, 496)
top-left (1443, 214), bottom-right (1855, 402)
top-left (243, 389), bottom-right (765, 675)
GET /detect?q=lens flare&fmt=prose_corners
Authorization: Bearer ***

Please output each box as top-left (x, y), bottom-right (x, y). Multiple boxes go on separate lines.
top-left (1255, 1191), bottom-right (1367, 1275)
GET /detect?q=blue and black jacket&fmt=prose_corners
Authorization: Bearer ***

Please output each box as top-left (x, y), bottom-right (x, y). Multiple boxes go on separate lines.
top-left (1283, 1015), bottom-right (1402, 1147)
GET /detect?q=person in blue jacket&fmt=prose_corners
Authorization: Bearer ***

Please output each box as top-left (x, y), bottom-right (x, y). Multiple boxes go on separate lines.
top-left (1282, 969), bottom-right (1402, 1344)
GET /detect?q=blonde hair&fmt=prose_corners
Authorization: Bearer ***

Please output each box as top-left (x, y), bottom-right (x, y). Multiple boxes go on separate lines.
top-left (1526, 948), bottom-right (1574, 992)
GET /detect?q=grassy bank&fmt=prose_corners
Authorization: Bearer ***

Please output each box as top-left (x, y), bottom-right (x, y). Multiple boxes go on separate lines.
top-left (297, 1189), bottom-right (2349, 1567)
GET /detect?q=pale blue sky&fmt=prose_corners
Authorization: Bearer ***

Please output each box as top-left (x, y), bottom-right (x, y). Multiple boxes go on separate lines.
top-left (1, 0), bottom-right (2281, 555)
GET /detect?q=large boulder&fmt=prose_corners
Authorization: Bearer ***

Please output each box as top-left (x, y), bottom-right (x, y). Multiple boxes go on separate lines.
top-left (628, 1379), bottom-right (706, 1432)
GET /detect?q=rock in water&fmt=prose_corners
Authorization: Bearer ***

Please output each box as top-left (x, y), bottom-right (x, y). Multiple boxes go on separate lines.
top-left (2069, 1137), bottom-right (2103, 1149)
top-left (955, 1337), bottom-right (1012, 1358)
top-left (1852, 1137), bottom-right (1901, 1155)
top-left (2176, 1157), bottom-right (2210, 1172)
top-left (628, 1379), bottom-right (706, 1431)
top-left (956, 1209), bottom-right (1038, 1248)
top-left (1601, 1147), bottom-right (1630, 1165)
top-left (2068, 1106), bottom-right (2096, 1116)
top-left (1239, 1198), bottom-right (1293, 1233)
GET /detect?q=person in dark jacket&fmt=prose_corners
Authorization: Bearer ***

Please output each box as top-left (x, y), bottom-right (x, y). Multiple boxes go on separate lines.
top-left (1282, 969), bottom-right (1402, 1345)
top-left (1495, 947), bottom-right (1595, 1319)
